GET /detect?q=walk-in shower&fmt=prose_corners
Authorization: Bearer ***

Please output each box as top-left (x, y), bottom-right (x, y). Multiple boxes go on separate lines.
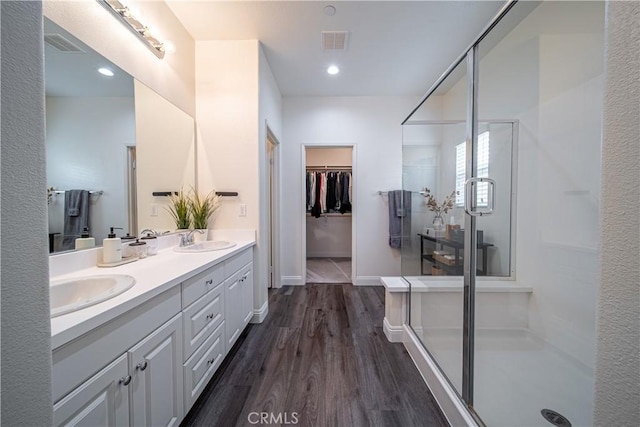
top-left (401, 1), bottom-right (604, 425)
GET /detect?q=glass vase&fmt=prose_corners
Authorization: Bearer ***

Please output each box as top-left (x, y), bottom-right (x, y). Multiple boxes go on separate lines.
top-left (432, 213), bottom-right (444, 231)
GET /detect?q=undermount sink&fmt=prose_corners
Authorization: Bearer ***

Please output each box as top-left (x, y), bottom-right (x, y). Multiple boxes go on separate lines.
top-left (50, 274), bottom-right (136, 318)
top-left (174, 240), bottom-right (237, 253)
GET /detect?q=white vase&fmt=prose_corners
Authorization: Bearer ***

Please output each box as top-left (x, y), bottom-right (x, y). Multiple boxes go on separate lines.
top-left (193, 229), bottom-right (208, 243)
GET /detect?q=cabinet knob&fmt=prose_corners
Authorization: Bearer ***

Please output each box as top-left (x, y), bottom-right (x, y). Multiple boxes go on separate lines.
top-left (207, 313), bottom-right (214, 320)
top-left (205, 279), bottom-right (213, 285)
top-left (136, 361), bottom-right (148, 371)
top-left (207, 358), bottom-right (215, 365)
top-left (119, 375), bottom-right (132, 386)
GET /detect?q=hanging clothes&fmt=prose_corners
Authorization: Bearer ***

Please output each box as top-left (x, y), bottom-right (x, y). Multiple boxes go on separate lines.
top-left (326, 172), bottom-right (337, 211)
top-left (339, 172), bottom-right (352, 214)
top-left (311, 172), bottom-right (322, 218)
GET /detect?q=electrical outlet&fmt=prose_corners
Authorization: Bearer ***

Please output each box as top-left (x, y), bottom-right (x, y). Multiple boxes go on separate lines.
top-left (239, 204), bottom-right (247, 217)
top-left (150, 204), bottom-right (158, 217)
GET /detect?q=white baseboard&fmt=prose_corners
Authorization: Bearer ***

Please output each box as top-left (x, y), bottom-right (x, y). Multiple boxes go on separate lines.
top-left (403, 325), bottom-right (478, 427)
top-left (281, 276), bottom-right (304, 286)
top-left (306, 251), bottom-right (352, 258)
top-left (250, 300), bottom-right (269, 323)
top-left (383, 317), bottom-right (404, 343)
top-left (354, 276), bottom-right (382, 286)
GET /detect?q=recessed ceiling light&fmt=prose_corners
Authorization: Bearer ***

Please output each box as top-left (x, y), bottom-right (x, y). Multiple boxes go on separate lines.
top-left (324, 5), bottom-right (336, 16)
top-left (98, 67), bottom-right (114, 77)
top-left (327, 65), bottom-right (340, 75)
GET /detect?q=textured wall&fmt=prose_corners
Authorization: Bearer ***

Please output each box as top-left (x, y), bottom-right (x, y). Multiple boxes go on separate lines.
top-left (1, 1), bottom-right (54, 425)
top-left (594, 1), bottom-right (640, 424)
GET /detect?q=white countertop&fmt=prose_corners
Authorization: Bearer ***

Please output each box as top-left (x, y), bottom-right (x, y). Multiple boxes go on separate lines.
top-left (50, 237), bottom-right (255, 349)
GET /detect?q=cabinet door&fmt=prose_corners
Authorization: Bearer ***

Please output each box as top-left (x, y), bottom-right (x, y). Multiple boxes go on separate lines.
top-left (224, 271), bottom-right (243, 348)
top-left (240, 263), bottom-right (254, 326)
top-left (53, 354), bottom-right (130, 427)
top-left (129, 313), bottom-right (184, 427)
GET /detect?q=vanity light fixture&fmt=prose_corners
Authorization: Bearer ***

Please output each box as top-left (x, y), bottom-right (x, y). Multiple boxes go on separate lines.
top-left (98, 67), bottom-right (115, 77)
top-left (97, 0), bottom-right (166, 59)
top-left (327, 65), bottom-right (340, 75)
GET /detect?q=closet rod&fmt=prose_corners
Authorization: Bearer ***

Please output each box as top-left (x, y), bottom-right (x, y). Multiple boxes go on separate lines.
top-left (306, 166), bottom-right (352, 170)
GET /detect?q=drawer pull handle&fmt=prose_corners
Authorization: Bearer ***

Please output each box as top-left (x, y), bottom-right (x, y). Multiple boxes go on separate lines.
top-left (207, 358), bottom-right (215, 365)
top-left (119, 375), bottom-right (132, 386)
top-left (206, 313), bottom-right (215, 320)
top-left (136, 361), bottom-right (148, 371)
top-left (205, 279), bottom-right (213, 285)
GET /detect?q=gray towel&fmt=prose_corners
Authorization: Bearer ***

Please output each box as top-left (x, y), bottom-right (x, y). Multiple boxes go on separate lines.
top-left (388, 190), bottom-right (412, 249)
top-left (62, 190), bottom-right (90, 250)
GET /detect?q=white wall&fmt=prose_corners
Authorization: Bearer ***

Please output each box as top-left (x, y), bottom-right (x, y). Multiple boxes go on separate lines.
top-left (258, 44), bottom-right (283, 294)
top-left (1, 1), bottom-right (53, 425)
top-left (282, 96), bottom-right (418, 285)
top-left (44, 0), bottom-right (195, 116)
top-left (135, 80), bottom-right (195, 233)
top-left (46, 96), bottom-right (135, 245)
top-left (253, 45), bottom-right (286, 298)
top-left (196, 40), bottom-right (282, 316)
top-left (594, 1), bottom-right (640, 424)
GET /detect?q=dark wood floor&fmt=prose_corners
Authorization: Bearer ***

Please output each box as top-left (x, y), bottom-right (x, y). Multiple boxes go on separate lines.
top-left (181, 284), bottom-right (449, 427)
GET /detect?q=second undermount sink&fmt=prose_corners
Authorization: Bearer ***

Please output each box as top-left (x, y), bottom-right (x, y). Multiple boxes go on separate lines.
top-left (174, 240), bottom-right (237, 253)
top-left (50, 274), bottom-right (136, 318)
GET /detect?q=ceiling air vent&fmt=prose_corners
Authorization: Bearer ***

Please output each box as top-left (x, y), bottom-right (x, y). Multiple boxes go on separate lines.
top-left (321, 31), bottom-right (349, 51)
top-left (44, 34), bottom-right (85, 53)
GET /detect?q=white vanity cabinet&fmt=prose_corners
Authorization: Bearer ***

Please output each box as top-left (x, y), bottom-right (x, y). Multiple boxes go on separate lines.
top-left (53, 312), bottom-right (183, 427)
top-left (52, 244), bottom-right (255, 427)
top-left (181, 247), bottom-right (253, 409)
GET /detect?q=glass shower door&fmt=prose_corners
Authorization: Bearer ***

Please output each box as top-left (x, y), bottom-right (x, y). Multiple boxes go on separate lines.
top-left (471, 1), bottom-right (604, 425)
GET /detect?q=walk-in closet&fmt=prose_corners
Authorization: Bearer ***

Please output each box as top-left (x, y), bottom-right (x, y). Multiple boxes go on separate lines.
top-left (305, 147), bottom-right (353, 283)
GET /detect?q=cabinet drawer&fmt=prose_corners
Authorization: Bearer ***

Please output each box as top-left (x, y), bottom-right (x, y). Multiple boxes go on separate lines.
top-left (182, 264), bottom-right (224, 309)
top-left (182, 284), bottom-right (224, 359)
top-left (224, 248), bottom-right (252, 277)
top-left (183, 322), bottom-right (225, 409)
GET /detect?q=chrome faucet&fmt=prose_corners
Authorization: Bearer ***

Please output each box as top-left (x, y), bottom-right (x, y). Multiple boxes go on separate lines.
top-left (179, 229), bottom-right (204, 247)
top-left (140, 229), bottom-right (157, 236)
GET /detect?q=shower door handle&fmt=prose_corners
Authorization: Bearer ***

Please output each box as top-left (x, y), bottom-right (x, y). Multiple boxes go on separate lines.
top-left (464, 177), bottom-right (495, 216)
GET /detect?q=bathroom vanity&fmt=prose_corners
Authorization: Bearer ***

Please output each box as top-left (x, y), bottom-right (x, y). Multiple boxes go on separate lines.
top-left (50, 234), bottom-right (256, 427)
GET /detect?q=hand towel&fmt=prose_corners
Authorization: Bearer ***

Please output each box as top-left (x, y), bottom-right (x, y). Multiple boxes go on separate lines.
top-left (62, 190), bottom-right (90, 250)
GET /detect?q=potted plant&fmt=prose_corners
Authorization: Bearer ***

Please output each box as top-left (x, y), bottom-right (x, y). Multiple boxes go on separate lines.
top-left (167, 189), bottom-right (191, 231)
top-left (188, 188), bottom-right (222, 242)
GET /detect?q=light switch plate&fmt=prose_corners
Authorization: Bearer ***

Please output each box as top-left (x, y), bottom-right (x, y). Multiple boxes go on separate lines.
top-left (239, 204), bottom-right (247, 217)
top-left (150, 204), bottom-right (158, 216)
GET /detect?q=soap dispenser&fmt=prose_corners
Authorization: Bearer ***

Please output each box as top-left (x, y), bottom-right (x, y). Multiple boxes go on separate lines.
top-left (103, 227), bottom-right (123, 264)
top-left (75, 227), bottom-right (95, 250)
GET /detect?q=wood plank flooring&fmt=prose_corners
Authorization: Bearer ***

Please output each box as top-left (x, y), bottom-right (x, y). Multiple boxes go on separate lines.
top-left (181, 284), bottom-right (449, 427)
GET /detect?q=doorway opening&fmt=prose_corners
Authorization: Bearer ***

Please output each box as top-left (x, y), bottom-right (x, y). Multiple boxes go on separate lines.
top-left (266, 127), bottom-right (279, 289)
top-left (304, 146), bottom-right (354, 284)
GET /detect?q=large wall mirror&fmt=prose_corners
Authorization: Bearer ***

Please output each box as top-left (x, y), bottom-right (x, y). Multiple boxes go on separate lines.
top-left (45, 17), bottom-right (195, 253)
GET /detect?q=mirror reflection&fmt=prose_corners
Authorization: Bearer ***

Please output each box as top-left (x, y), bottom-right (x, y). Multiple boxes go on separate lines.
top-left (45, 18), bottom-right (195, 253)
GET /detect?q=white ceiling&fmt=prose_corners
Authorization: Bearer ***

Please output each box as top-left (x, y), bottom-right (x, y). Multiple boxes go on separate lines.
top-left (166, 0), bottom-right (504, 97)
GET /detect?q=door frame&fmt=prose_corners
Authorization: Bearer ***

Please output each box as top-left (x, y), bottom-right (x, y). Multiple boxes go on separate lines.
top-left (301, 143), bottom-right (357, 285)
top-left (266, 124), bottom-right (281, 288)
